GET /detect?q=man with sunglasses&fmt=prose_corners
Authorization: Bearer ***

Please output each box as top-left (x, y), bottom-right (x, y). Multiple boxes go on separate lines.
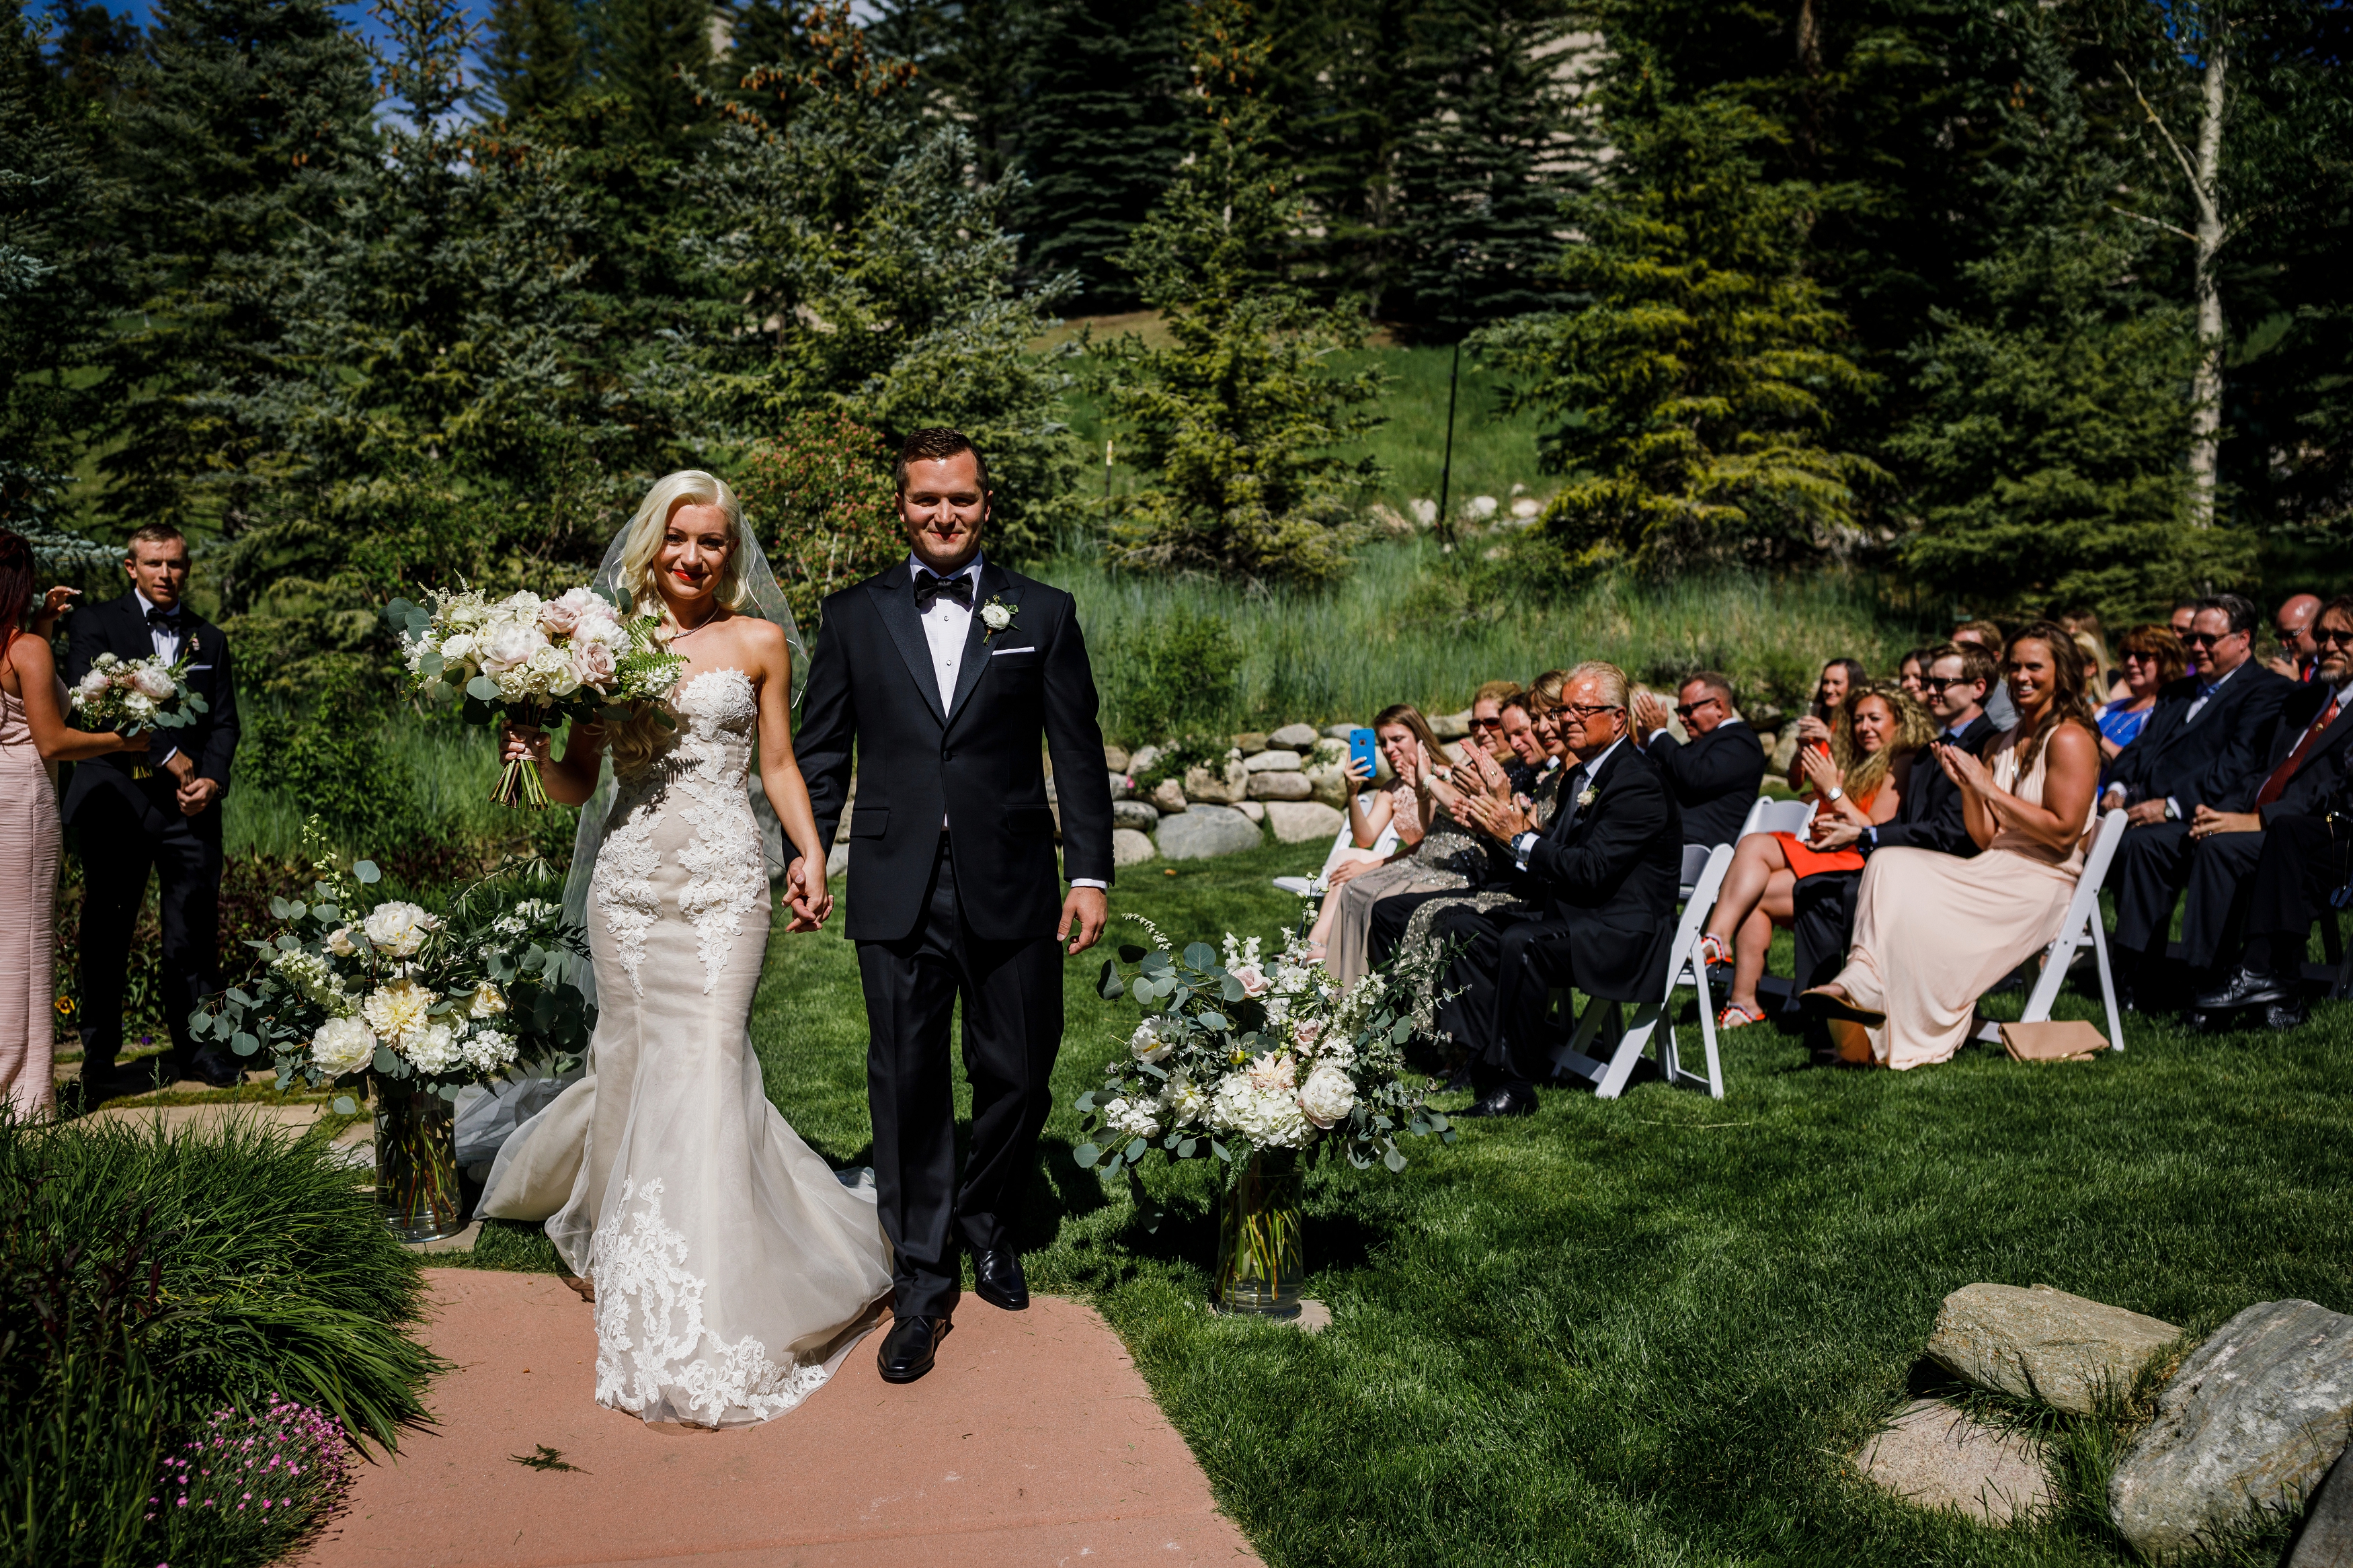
top-left (2180, 596), bottom-right (2353, 1027)
top-left (2101, 593), bottom-right (2294, 1007)
top-left (1632, 671), bottom-right (1767, 852)
top-left (2264, 592), bottom-right (2323, 682)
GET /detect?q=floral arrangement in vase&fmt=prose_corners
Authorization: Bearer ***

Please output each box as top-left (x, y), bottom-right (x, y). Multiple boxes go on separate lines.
top-left (1074, 915), bottom-right (1455, 1315)
top-left (192, 824), bottom-right (594, 1240)
top-left (387, 584), bottom-right (686, 806)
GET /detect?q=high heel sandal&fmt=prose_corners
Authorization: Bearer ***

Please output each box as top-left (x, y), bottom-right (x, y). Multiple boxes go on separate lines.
top-left (1716, 1000), bottom-right (1769, 1030)
top-left (1699, 932), bottom-right (1731, 968)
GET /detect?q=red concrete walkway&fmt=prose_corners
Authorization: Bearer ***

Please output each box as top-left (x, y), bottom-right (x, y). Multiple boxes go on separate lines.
top-left (304, 1270), bottom-right (1259, 1568)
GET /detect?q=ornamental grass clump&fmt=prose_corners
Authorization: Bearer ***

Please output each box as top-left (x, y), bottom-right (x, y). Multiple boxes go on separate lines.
top-left (147, 1395), bottom-right (354, 1567)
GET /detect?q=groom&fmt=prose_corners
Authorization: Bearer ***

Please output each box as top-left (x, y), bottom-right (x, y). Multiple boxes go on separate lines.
top-left (796, 427), bottom-right (1115, 1384)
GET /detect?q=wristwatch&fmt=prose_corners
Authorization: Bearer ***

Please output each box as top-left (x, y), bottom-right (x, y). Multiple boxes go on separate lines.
top-left (1825, 786), bottom-right (1844, 803)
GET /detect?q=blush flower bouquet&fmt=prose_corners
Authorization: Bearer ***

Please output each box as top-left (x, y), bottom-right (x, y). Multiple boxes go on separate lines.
top-left (68, 647), bottom-right (209, 778)
top-left (387, 585), bottom-right (686, 807)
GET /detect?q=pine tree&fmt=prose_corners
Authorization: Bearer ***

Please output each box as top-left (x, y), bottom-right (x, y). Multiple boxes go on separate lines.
top-left (588, 0), bottom-right (716, 155)
top-left (476, 0), bottom-right (586, 120)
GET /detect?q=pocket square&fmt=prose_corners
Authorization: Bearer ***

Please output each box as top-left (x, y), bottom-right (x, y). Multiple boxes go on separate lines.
top-left (988, 645), bottom-right (1037, 655)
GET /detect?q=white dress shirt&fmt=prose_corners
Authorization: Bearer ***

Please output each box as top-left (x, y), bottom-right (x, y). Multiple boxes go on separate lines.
top-left (134, 588), bottom-right (184, 769)
top-left (906, 556), bottom-right (1103, 891)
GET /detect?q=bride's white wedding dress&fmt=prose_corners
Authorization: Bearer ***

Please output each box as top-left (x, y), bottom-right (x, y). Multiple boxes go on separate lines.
top-left (479, 667), bottom-right (892, 1427)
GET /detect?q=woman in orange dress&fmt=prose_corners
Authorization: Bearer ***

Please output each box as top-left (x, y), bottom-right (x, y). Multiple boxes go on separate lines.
top-left (1701, 682), bottom-right (1936, 1028)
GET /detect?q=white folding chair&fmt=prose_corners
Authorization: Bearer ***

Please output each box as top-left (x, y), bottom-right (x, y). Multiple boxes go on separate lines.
top-left (1272, 819), bottom-right (1401, 897)
top-left (1737, 796), bottom-right (1817, 839)
top-left (1970, 809), bottom-right (2128, 1051)
top-left (1549, 842), bottom-right (1737, 1100)
top-left (1677, 843), bottom-right (1713, 902)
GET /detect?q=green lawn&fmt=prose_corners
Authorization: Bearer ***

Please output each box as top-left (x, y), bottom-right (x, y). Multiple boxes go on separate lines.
top-left (465, 842), bottom-right (2353, 1565)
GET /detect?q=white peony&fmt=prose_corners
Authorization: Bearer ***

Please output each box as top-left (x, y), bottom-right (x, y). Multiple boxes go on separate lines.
top-left (1129, 1016), bottom-right (1173, 1063)
top-left (122, 691), bottom-right (155, 716)
top-left (1298, 1063), bottom-right (1356, 1129)
top-left (362, 901), bottom-right (440, 958)
top-left (1160, 1073), bottom-right (1208, 1126)
top-left (360, 977), bottom-right (436, 1042)
top-left (325, 925), bottom-right (358, 958)
top-left (1209, 1073), bottom-right (1310, 1148)
top-left (130, 664), bottom-right (177, 700)
top-left (400, 1022), bottom-right (463, 1074)
top-left (461, 1027), bottom-right (518, 1072)
top-left (467, 981), bottom-right (507, 1018)
top-left (1102, 1095), bottom-right (1161, 1140)
top-left (309, 1015), bottom-right (376, 1075)
top-left (478, 618), bottom-right (548, 674)
top-left (77, 668), bottom-right (112, 698)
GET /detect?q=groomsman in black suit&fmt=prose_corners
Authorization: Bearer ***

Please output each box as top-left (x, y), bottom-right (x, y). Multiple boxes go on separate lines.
top-left (1375, 663), bottom-right (1683, 1118)
top-left (1793, 641), bottom-right (2001, 993)
top-left (2100, 593), bottom-right (2293, 1004)
top-left (65, 524), bottom-right (242, 1092)
top-left (1630, 670), bottom-right (1767, 852)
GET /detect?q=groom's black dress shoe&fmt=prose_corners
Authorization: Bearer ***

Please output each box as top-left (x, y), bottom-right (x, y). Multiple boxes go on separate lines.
top-left (2191, 965), bottom-right (2294, 1012)
top-left (973, 1248), bottom-right (1029, 1311)
top-left (877, 1314), bottom-right (951, 1383)
top-left (182, 1050), bottom-right (244, 1089)
top-left (1455, 1085), bottom-right (1538, 1118)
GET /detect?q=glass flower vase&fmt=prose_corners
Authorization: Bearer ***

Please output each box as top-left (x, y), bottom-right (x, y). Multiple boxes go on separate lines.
top-left (374, 1083), bottom-right (466, 1243)
top-left (1215, 1147), bottom-right (1304, 1318)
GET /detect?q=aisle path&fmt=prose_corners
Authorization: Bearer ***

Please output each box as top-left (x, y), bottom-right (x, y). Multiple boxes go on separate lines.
top-left (304, 1270), bottom-right (1259, 1568)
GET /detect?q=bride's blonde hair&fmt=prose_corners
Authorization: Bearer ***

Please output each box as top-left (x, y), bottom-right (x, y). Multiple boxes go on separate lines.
top-left (607, 470), bottom-right (751, 778)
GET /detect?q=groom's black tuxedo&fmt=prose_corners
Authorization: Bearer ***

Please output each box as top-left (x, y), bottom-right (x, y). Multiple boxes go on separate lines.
top-left (63, 592), bottom-right (241, 1078)
top-left (798, 556), bottom-right (1115, 1319)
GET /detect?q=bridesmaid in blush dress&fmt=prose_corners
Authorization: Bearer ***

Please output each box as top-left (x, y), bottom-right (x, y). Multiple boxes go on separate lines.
top-left (0, 531), bottom-right (151, 1119)
top-left (1805, 624), bottom-right (2103, 1070)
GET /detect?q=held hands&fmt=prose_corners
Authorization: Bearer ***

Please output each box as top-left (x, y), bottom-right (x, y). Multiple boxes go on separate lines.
top-left (2124, 798), bottom-right (2168, 827)
top-left (1809, 815), bottom-right (1864, 852)
top-left (783, 856), bottom-right (834, 932)
top-left (1059, 886), bottom-right (1107, 954)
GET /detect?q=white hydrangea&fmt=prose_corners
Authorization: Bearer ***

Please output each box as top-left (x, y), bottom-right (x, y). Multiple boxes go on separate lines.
top-left (309, 1016), bottom-right (376, 1075)
top-left (1298, 1063), bottom-right (1357, 1130)
top-left (1210, 1073), bottom-right (1310, 1148)
top-left (401, 1022), bottom-right (463, 1074)
top-left (461, 1027), bottom-right (518, 1073)
top-left (1101, 1095), bottom-right (1162, 1140)
top-left (362, 901), bottom-right (440, 958)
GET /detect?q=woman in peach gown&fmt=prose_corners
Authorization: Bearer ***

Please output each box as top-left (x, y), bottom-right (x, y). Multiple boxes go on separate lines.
top-left (1806, 624), bottom-right (2101, 1069)
top-left (0, 532), bottom-right (149, 1119)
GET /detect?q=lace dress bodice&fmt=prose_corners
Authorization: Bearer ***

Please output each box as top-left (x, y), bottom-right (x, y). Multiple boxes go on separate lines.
top-left (591, 667), bottom-right (769, 997)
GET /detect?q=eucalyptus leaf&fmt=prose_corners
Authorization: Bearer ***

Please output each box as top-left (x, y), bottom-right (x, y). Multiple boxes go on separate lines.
top-left (1073, 1142), bottom-right (1100, 1168)
top-left (1199, 1010), bottom-right (1228, 1031)
top-left (372, 1046), bottom-right (401, 1075)
top-left (1074, 1091), bottom-right (1097, 1113)
top-left (1117, 944), bottom-right (1147, 962)
top-left (1130, 976), bottom-right (1156, 1005)
top-left (231, 1032), bottom-right (258, 1057)
top-left (1392, 1018), bottom-right (1414, 1044)
top-left (1183, 942), bottom-right (1218, 970)
top-left (1097, 960), bottom-right (1123, 1001)
top-left (465, 675), bottom-right (500, 702)
top-left (354, 861), bottom-right (381, 884)
top-left (1221, 973), bottom-right (1246, 1002)
top-left (333, 1096), bottom-right (358, 1115)
top-left (1124, 1137), bottom-right (1148, 1163)
top-left (1385, 1147), bottom-right (1408, 1172)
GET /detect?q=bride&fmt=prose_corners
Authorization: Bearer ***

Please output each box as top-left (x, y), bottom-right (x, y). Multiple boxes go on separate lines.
top-left (478, 469), bottom-right (892, 1427)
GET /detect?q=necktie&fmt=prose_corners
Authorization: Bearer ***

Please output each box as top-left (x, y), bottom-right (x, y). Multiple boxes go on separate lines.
top-left (913, 569), bottom-right (972, 612)
top-left (2254, 692), bottom-right (2346, 808)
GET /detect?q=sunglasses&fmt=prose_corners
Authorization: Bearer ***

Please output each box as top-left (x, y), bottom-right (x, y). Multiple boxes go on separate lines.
top-left (1674, 697), bottom-right (1720, 718)
top-left (1921, 675), bottom-right (1982, 692)
top-left (1468, 716), bottom-right (1505, 731)
top-left (2180, 630), bottom-right (2238, 649)
top-left (2314, 626), bottom-right (2353, 649)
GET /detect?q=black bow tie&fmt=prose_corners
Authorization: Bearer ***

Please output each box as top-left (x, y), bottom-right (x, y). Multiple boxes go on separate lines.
top-left (913, 569), bottom-right (972, 612)
top-left (145, 604), bottom-right (182, 626)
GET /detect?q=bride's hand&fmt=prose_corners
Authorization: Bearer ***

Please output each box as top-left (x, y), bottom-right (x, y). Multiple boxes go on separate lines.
top-left (783, 856), bottom-right (832, 932)
top-left (501, 723), bottom-right (551, 768)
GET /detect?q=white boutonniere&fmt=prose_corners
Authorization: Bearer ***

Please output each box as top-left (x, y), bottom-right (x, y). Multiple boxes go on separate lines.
top-left (979, 593), bottom-right (1016, 639)
top-left (1577, 784), bottom-right (1598, 809)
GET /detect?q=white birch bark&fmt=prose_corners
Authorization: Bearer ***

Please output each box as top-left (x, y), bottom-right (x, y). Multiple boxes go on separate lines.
top-left (2186, 42), bottom-right (2227, 529)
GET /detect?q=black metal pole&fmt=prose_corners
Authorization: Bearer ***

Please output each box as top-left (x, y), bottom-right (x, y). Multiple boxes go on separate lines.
top-left (1436, 339), bottom-right (1461, 549)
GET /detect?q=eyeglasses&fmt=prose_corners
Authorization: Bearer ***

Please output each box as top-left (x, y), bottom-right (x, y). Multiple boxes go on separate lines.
top-left (1674, 697), bottom-right (1720, 718)
top-left (2312, 626), bottom-right (2353, 649)
top-left (1560, 702), bottom-right (1624, 720)
top-left (1921, 675), bottom-right (1981, 692)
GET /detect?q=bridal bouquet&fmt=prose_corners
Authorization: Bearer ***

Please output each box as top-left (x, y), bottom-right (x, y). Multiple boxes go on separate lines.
top-left (387, 584), bottom-right (687, 807)
top-left (69, 648), bottom-right (209, 778)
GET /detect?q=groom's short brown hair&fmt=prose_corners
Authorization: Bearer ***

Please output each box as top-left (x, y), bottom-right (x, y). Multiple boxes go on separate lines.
top-left (893, 427), bottom-right (991, 495)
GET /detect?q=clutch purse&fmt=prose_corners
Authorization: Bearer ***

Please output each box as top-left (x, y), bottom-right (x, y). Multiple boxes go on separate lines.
top-left (1999, 1020), bottom-right (2108, 1061)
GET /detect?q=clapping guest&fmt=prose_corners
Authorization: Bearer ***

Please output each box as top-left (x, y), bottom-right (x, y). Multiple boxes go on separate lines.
top-left (1806, 624), bottom-right (2102, 1069)
top-left (2099, 624), bottom-right (2185, 765)
top-left (1952, 621), bottom-right (2020, 731)
top-left (1788, 659), bottom-right (1867, 789)
top-left (1469, 680), bottom-right (1519, 768)
top-left (1898, 648), bottom-right (1934, 701)
top-left (1, 532), bottom-right (152, 1119)
top-left (1632, 670), bottom-right (1768, 851)
top-left (1310, 705), bottom-right (1492, 980)
top-left (1700, 682), bottom-right (1932, 1028)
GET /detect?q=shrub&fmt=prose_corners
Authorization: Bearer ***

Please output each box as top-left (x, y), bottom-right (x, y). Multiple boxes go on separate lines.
top-left (734, 413), bottom-right (906, 634)
top-left (147, 1396), bottom-right (355, 1568)
top-left (1107, 612), bottom-right (1245, 745)
top-left (243, 661), bottom-right (426, 848)
top-left (1131, 733), bottom-right (1232, 794)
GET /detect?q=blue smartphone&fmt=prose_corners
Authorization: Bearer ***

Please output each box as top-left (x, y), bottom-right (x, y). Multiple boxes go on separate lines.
top-left (1349, 727), bottom-right (1377, 776)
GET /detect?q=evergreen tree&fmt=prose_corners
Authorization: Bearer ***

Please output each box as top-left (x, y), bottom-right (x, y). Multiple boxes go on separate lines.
top-left (42, 0), bottom-right (141, 112)
top-left (588, 0), bottom-right (716, 155)
top-left (476, 0), bottom-right (586, 120)
top-left (1480, 92), bottom-right (1880, 575)
top-left (1253, 0), bottom-right (1416, 311)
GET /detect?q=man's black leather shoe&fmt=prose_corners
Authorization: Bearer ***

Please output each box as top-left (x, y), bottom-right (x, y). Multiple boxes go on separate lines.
top-left (876, 1314), bottom-right (951, 1383)
top-left (973, 1248), bottom-right (1029, 1311)
top-left (2265, 998), bottom-right (2310, 1031)
top-left (1456, 1085), bottom-right (1538, 1118)
top-left (184, 1050), bottom-right (244, 1089)
top-left (2192, 966), bottom-right (2293, 1012)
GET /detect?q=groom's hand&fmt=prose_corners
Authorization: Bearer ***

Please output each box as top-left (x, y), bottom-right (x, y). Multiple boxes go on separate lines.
top-left (784, 856), bottom-right (832, 932)
top-left (1059, 886), bottom-right (1107, 954)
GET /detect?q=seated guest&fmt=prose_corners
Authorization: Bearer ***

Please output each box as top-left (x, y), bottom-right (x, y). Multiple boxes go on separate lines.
top-left (1897, 647), bottom-right (1934, 701)
top-left (1953, 620), bottom-right (2020, 731)
top-left (1806, 624), bottom-right (2102, 1069)
top-left (2266, 591), bottom-right (2322, 682)
top-left (1632, 669), bottom-right (1769, 852)
top-left (2187, 788), bottom-right (2353, 1030)
top-left (2170, 599), bottom-right (2198, 639)
top-left (1788, 658), bottom-right (1868, 790)
top-left (1701, 682), bottom-right (1933, 1028)
top-left (2102, 593), bottom-right (2295, 1004)
top-left (2100, 624), bottom-right (2184, 766)
top-left (1310, 704), bottom-right (1492, 979)
top-left (1497, 688), bottom-right (1548, 796)
top-left (2167, 596), bottom-right (2353, 1005)
top-left (1790, 643), bottom-right (2001, 996)
top-left (1469, 679), bottom-right (1519, 770)
top-left (1370, 662), bottom-right (1682, 1118)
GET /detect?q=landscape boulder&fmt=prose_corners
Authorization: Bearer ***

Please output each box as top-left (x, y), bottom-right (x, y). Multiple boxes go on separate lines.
top-left (2110, 1298), bottom-right (2353, 1563)
top-left (1129, 745), bottom-right (1162, 776)
top-left (1305, 764), bottom-right (1349, 808)
top-left (2287, 1447), bottom-right (2353, 1567)
top-left (1265, 801), bottom-right (1345, 843)
top-left (1430, 710), bottom-right (1471, 740)
top-left (1112, 800), bottom-right (1160, 832)
top-left (1150, 779), bottom-right (1189, 814)
top-left (1248, 771), bottom-right (1314, 801)
top-left (1269, 723), bottom-right (1320, 749)
top-left (1103, 743), bottom-right (1130, 773)
top-left (1232, 731), bottom-right (1269, 754)
top-left (1858, 1399), bottom-right (2054, 1527)
top-left (1156, 806), bottom-right (1263, 861)
top-left (1107, 771), bottom-right (1132, 800)
top-left (1111, 828), bottom-right (1157, 867)
top-left (1185, 760), bottom-right (1248, 804)
top-left (1244, 749), bottom-right (1304, 773)
top-left (1322, 723), bottom-right (1359, 741)
top-left (1235, 800), bottom-right (1266, 823)
top-left (1927, 1283), bottom-right (2182, 1415)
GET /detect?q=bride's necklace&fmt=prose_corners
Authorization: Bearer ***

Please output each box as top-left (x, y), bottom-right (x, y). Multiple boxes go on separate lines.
top-left (664, 605), bottom-right (721, 645)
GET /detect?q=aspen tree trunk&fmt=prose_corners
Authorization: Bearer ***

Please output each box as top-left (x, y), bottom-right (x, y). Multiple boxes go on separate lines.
top-left (2187, 41), bottom-right (2227, 528)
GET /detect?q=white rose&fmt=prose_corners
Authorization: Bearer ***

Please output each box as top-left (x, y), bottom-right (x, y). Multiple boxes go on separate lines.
top-left (362, 901), bottom-right (440, 958)
top-left (309, 1016), bottom-right (376, 1075)
top-left (467, 981), bottom-right (507, 1018)
top-left (401, 1022), bottom-right (463, 1074)
top-left (130, 665), bottom-right (177, 700)
top-left (325, 925), bottom-right (358, 958)
top-left (1129, 1016), bottom-right (1173, 1063)
top-left (479, 619), bottom-right (548, 674)
top-left (1298, 1063), bottom-right (1355, 1129)
top-left (1232, 964), bottom-right (1270, 998)
top-left (980, 603), bottom-right (1012, 631)
top-left (438, 632), bottom-right (477, 668)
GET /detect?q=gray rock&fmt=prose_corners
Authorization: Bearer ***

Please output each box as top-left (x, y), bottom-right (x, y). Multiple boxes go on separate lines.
top-left (2288, 1446), bottom-right (2353, 1567)
top-left (826, 842), bottom-right (849, 879)
top-left (1304, 764), bottom-right (1350, 808)
top-left (2111, 1299), bottom-right (2353, 1563)
top-left (1244, 749), bottom-right (1304, 773)
top-left (1430, 710), bottom-right (1471, 739)
top-left (1129, 744), bottom-right (1162, 776)
top-left (1111, 828), bottom-right (1158, 867)
top-left (1150, 779), bottom-right (1189, 814)
top-left (1113, 800), bottom-right (1160, 831)
top-left (1322, 724), bottom-right (1361, 741)
top-left (1185, 760), bottom-right (1248, 804)
top-left (1269, 723), bottom-right (1321, 749)
top-left (1927, 1283), bottom-right (2182, 1415)
top-left (1107, 770), bottom-right (1132, 800)
top-left (1858, 1399), bottom-right (2054, 1526)
top-left (1156, 805), bottom-right (1263, 860)
top-left (1231, 731), bottom-right (1269, 754)
top-left (1265, 800), bottom-right (1346, 843)
top-left (1234, 800), bottom-right (1265, 823)
top-left (1103, 743), bottom-right (1131, 773)
top-left (1247, 770), bottom-right (1314, 800)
